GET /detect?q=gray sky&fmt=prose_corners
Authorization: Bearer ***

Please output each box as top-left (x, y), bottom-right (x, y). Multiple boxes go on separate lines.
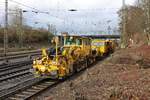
top-left (0, 0), bottom-right (135, 34)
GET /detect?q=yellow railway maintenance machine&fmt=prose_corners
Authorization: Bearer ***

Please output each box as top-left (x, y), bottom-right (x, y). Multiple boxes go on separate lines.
top-left (91, 39), bottom-right (112, 57)
top-left (32, 35), bottom-right (94, 79)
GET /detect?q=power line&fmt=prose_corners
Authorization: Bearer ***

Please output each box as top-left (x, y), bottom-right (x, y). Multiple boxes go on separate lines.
top-left (9, 0), bottom-right (49, 14)
top-left (8, 0), bottom-right (64, 20)
top-left (8, 0), bottom-right (119, 18)
top-left (9, 0), bottom-right (39, 10)
top-left (49, 8), bottom-right (120, 11)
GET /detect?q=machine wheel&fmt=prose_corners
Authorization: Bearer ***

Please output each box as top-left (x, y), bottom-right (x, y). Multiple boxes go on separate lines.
top-left (73, 63), bottom-right (78, 73)
top-left (85, 57), bottom-right (89, 68)
top-left (68, 63), bottom-right (74, 75)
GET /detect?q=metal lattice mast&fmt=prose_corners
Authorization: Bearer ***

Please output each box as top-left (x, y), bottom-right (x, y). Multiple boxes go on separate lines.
top-left (19, 9), bottom-right (23, 48)
top-left (4, 0), bottom-right (8, 56)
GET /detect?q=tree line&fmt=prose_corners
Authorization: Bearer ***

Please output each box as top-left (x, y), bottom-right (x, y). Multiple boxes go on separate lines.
top-left (0, 7), bottom-right (54, 48)
top-left (119, 0), bottom-right (150, 47)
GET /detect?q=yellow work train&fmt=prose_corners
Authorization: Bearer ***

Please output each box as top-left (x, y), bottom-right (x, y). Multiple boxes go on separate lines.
top-left (32, 35), bottom-right (94, 79)
top-left (91, 39), bottom-right (115, 57)
top-left (32, 35), bottom-right (115, 79)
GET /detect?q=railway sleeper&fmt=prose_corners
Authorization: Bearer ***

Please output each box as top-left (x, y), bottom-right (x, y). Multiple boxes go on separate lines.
top-left (0, 70), bottom-right (30, 82)
top-left (36, 85), bottom-right (48, 88)
top-left (15, 94), bottom-right (29, 98)
top-left (32, 86), bottom-right (44, 90)
top-left (22, 91), bottom-right (33, 95)
top-left (8, 97), bottom-right (23, 100)
top-left (26, 89), bottom-right (39, 92)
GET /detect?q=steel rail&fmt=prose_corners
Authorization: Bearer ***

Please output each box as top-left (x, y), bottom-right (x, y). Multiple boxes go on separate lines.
top-left (1, 51), bottom-right (112, 99)
top-left (0, 60), bottom-right (32, 72)
top-left (0, 70), bottom-right (30, 82)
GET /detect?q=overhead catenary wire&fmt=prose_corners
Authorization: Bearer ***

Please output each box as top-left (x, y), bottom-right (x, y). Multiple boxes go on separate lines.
top-left (8, 0), bottom-right (65, 20)
top-left (1, 0), bottom-right (121, 33)
top-left (9, 0), bottom-right (49, 14)
top-left (2, 0), bottom-right (121, 15)
top-left (0, 0), bottom-right (119, 29)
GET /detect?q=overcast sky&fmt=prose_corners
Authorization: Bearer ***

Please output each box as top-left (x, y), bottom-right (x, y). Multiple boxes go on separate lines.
top-left (0, 0), bottom-right (135, 34)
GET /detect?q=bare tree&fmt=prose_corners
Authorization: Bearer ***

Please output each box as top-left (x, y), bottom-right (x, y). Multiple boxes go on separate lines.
top-left (136, 0), bottom-right (150, 44)
top-left (118, 5), bottom-right (148, 47)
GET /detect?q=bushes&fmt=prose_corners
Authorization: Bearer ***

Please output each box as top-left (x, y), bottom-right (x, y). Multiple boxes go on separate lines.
top-left (23, 28), bottom-right (51, 43)
top-left (0, 26), bottom-right (54, 47)
top-left (0, 28), bottom-right (4, 43)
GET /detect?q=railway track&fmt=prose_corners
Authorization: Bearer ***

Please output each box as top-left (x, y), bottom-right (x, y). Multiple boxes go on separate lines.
top-left (0, 49), bottom-right (43, 65)
top-left (0, 52), bottom-right (40, 61)
top-left (0, 68), bottom-right (30, 83)
top-left (0, 60), bottom-right (33, 86)
top-left (0, 59), bottom-right (45, 100)
top-left (0, 65), bottom-right (30, 77)
top-left (0, 60), bottom-right (32, 71)
top-left (0, 73), bottom-right (33, 87)
top-left (7, 79), bottom-right (59, 100)
top-left (0, 49), bottom-right (41, 57)
top-left (3, 64), bottom-right (96, 100)
top-left (0, 62), bottom-right (58, 99)
top-left (0, 51), bottom-right (40, 99)
top-left (0, 54), bottom-right (110, 100)
top-left (0, 76), bottom-right (43, 99)
top-left (0, 62), bottom-right (97, 100)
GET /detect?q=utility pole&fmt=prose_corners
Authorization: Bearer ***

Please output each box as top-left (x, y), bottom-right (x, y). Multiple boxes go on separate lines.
top-left (4, 0), bottom-right (8, 59)
top-left (47, 24), bottom-right (50, 32)
top-left (147, 0), bottom-right (150, 32)
top-left (121, 0), bottom-right (126, 48)
top-left (16, 9), bottom-right (23, 48)
top-left (19, 9), bottom-right (23, 48)
top-left (47, 24), bottom-right (51, 43)
top-left (137, 0), bottom-right (140, 6)
top-left (108, 26), bottom-right (111, 34)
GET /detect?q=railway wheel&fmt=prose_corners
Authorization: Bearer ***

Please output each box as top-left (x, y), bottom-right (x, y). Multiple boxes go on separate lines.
top-left (85, 57), bottom-right (89, 68)
top-left (68, 63), bottom-right (75, 75)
